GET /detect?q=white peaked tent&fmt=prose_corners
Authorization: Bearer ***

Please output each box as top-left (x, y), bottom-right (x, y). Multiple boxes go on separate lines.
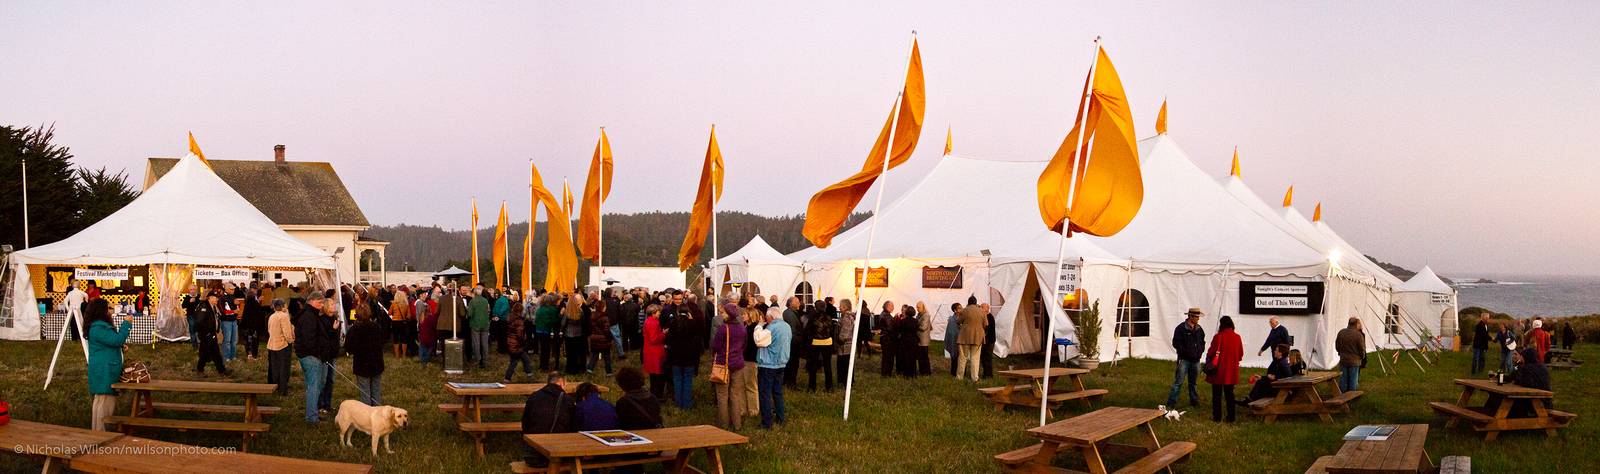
top-left (1394, 265), bottom-right (1458, 347)
top-left (709, 235), bottom-right (806, 303)
top-left (3, 153), bottom-right (337, 341)
top-left (792, 134), bottom-right (1404, 369)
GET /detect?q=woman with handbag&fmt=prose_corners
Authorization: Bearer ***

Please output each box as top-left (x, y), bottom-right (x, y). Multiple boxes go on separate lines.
top-left (588, 298), bottom-right (614, 377)
top-left (1205, 315), bottom-right (1244, 423)
top-left (85, 299), bottom-right (133, 431)
top-left (710, 304), bottom-right (747, 430)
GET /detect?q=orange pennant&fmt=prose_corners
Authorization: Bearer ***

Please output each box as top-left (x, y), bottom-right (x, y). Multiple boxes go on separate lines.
top-left (677, 126), bottom-right (727, 270)
top-left (1036, 46), bottom-right (1143, 237)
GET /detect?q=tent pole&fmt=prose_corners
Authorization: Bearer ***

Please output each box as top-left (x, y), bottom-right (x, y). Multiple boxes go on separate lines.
top-left (41, 304), bottom-right (75, 390)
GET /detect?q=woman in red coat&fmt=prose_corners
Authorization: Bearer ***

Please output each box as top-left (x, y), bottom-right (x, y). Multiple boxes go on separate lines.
top-left (1206, 315), bottom-right (1244, 422)
top-left (641, 304), bottom-right (669, 401)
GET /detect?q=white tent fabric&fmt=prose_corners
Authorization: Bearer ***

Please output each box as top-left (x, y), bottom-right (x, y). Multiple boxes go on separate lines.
top-left (709, 235), bottom-right (806, 303)
top-left (4, 153), bottom-right (335, 341)
top-left (1395, 265), bottom-right (1458, 346)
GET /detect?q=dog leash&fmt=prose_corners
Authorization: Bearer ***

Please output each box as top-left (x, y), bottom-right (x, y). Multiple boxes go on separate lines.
top-left (324, 361), bottom-right (374, 402)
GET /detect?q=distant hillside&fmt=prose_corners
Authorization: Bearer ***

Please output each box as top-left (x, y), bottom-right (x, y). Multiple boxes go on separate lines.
top-left (1365, 255), bottom-right (1453, 285)
top-left (367, 211), bottom-right (867, 286)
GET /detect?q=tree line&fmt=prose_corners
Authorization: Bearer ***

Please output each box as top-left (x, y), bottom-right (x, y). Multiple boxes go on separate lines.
top-left (0, 124), bottom-right (138, 250)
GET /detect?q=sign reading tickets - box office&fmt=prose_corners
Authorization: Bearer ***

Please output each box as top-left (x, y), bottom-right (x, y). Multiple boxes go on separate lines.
top-left (1239, 281), bottom-right (1324, 315)
top-left (921, 266), bottom-right (963, 289)
top-left (194, 267), bottom-right (254, 281)
top-left (853, 267), bottom-right (889, 288)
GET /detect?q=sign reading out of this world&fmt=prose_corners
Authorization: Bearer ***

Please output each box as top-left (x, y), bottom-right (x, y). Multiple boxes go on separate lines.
top-left (921, 266), bottom-right (963, 289)
top-left (1239, 281), bottom-right (1325, 315)
top-left (74, 268), bottom-right (129, 281)
top-left (194, 267), bottom-right (253, 281)
top-left (853, 267), bottom-right (889, 288)
top-left (1055, 261), bottom-right (1080, 293)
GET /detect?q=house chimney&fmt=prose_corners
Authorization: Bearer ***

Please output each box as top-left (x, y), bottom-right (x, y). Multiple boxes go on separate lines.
top-left (273, 145), bottom-right (286, 164)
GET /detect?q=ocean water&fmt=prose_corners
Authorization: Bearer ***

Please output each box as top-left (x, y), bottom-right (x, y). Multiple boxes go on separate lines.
top-left (1454, 274), bottom-right (1600, 317)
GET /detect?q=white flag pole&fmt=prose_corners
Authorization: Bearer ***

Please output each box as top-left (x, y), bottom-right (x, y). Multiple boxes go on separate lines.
top-left (597, 128), bottom-right (606, 288)
top-left (1041, 37), bottom-right (1101, 427)
top-left (844, 31), bottom-right (916, 422)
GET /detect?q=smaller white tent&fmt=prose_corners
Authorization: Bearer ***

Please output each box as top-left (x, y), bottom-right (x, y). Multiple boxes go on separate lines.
top-left (709, 236), bottom-right (805, 303)
top-left (1395, 266), bottom-right (1458, 348)
top-left (4, 153), bottom-right (336, 341)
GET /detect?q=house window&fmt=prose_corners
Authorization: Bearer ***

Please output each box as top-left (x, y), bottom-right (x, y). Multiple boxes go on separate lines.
top-left (359, 249), bottom-right (382, 272)
top-left (794, 281), bottom-right (815, 305)
top-left (1385, 304), bottom-right (1401, 335)
top-left (1115, 289), bottom-right (1151, 338)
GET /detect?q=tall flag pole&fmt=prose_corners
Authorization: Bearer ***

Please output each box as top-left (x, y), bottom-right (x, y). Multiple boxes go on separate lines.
top-left (677, 125), bottom-right (727, 278)
top-left (524, 161), bottom-right (535, 297)
top-left (470, 198), bottom-right (480, 286)
top-left (815, 32), bottom-right (924, 421)
top-left (1034, 38), bottom-right (1144, 426)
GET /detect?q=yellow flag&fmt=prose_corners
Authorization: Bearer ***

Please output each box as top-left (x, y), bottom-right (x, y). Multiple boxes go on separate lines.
top-left (562, 180), bottom-right (574, 217)
top-left (521, 230), bottom-right (532, 296)
top-left (1283, 186), bottom-right (1294, 208)
top-left (493, 202), bottom-right (508, 288)
top-left (943, 126), bottom-right (953, 156)
top-left (1036, 46), bottom-right (1143, 236)
top-left (188, 132), bottom-right (210, 166)
top-left (1230, 147), bottom-right (1240, 178)
top-left (1313, 202), bottom-right (1322, 222)
top-left (1155, 99), bottom-right (1168, 135)
top-left (470, 198), bottom-right (480, 286)
top-left (531, 163), bottom-right (579, 293)
top-left (803, 38), bottom-right (925, 248)
top-left (578, 130), bottom-right (615, 261)
top-left (677, 126), bottom-right (727, 271)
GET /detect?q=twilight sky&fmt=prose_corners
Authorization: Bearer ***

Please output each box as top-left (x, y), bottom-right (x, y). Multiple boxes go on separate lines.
top-left (4, 2), bottom-right (1598, 277)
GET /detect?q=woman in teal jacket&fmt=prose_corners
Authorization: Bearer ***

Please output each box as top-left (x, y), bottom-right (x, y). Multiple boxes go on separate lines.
top-left (86, 299), bottom-right (133, 431)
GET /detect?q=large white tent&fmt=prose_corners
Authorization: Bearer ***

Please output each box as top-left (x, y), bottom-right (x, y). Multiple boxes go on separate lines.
top-left (709, 235), bottom-right (807, 304)
top-left (791, 134), bottom-right (1406, 369)
top-left (3, 153), bottom-right (337, 341)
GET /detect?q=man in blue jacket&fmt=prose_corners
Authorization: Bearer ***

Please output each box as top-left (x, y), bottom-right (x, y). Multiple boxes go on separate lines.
top-left (757, 309), bottom-right (792, 429)
top-left (1257, 316), bottom-right (1290, 357)
top-left (1165, 308), bottom-right (1207, 407)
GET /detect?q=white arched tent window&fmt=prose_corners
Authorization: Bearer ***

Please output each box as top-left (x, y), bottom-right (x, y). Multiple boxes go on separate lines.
top-left (1115, 289), bottom-right (1151, 338)
top-left (794, 281), bottom-right (815, 305)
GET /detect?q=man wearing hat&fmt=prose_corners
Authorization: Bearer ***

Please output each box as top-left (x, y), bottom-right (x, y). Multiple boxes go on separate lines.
top-left (1165, 307), bottom-right (1208, 407)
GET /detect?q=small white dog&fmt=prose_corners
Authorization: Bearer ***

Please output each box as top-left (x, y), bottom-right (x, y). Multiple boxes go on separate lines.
top-left (335, 399), bottom-right (410, 456)
top-left (1157, 404), bottom-right (1185, 421)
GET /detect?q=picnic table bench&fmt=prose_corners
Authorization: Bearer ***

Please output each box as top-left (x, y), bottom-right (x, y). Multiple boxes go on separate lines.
top-left (1429, 378), bottom-right (1576, 441)
top-left (981, 367), bottom-right (1108, 418)
top-left (518, 424), bottom-right (748, 474)
top-left (108, 380), bottom-right (278, 451)
top-left (994, 407), bottom-right (1195, 474)
top-left (1546, 349), bottom-right (1582, 370)
top-left (444, 382), bottom-right (606, 457)
top-left (1306, 424), bottom-right (1432, 474)
top-left (0, 419), bottom-right (125, 473)
top-left (1247, 371), bottom-right (1363, 423)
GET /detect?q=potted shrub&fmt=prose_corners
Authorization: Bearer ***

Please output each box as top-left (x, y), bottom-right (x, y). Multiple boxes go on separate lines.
top-left (1071, 300), bottom-right (1103, 369)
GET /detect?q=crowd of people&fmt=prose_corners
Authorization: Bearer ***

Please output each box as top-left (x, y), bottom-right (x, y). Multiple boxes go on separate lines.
top-left (1468, 313), bottom-right (1576, 375)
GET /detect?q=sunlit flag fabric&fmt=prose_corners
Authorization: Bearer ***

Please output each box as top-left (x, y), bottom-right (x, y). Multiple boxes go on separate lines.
top-left (187, 132), bottom-right (210, 167)
top-left (1036, 46), bottom-right (1143, 237)
top-left (677, 127), bottom-right (726, 271)
top-left (1313, 202), bottom-right (1322, 222)
top-left (1231, 148), bottom-right (1241, 177)
top-left (802, 39), bottom-right (925, 248)
top-left (943, 126), bottom-right (953, 155)
top-left (531, 163), bottom-right (578, 293)
top-left (562, 181), bottom-right (574, 217)
top-left (578, 130), bottom-right (614, 261)
top-left (492, 202), bottom-right (508, 287)
top-left (1283, 185), bottom-right (1294, 208)
top-left (1155, 99), bottom-right (1168, 135)
top-left (470, 198), bottom-right (480, 286)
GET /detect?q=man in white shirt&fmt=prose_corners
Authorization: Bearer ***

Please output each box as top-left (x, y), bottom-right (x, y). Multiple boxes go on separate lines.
top-left (64, 283), bottom-right (88, 342)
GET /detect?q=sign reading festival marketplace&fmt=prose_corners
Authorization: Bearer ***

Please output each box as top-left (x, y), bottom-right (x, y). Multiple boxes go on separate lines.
top-left (1238, 281), bottom-right (1325, 315)
top-left (74, 268), bottom-right (129, 281)
top-left (194, 267), bottom-right (254, 281)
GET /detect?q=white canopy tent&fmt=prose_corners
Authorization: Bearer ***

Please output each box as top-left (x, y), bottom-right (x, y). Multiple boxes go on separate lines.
top-left (3, 153), bottom-right (338, 342)
top-left (708, 235), bottom-right (806, 304)
top-left (1394, 265), bottom-right (1458, 348)
top-left (791, 134), bottom-right (1405, 369)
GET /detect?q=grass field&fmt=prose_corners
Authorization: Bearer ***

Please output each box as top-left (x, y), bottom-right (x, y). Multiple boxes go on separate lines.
top-left (1, 340), bottom-right (1593, 473)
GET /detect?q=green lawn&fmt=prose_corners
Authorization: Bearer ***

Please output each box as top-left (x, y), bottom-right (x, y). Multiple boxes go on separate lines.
top-left (1, 340), bottom-right (1593, 473)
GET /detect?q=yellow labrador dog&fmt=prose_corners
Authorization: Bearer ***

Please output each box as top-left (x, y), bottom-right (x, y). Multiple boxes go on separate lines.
top-left (335, 399), bottom-right (410, 456)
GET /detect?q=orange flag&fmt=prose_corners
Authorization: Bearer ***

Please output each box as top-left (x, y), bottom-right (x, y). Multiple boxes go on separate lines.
top-left (187, 132), bottom-right (210, 167)
top-left (470, 198), bottom-right (480, 286)
top-left (803, 38), bottom-right (925, 248)
top-left (677, 126), bottom-right (727, 271)
top-left (1283, 185), bottom-right (1294, 208)
top-left (1155, 98), bottom-right (1168, 135)
top-left (530, 163), bottom-right (579, 293)
top-left (1036, 46), bottom-right (1143, 236)
top-left (1313, 202), bottom-right (1322, 222)
top-left (521, 230), bottom-right (532, 296)
top-left (943, 125), bottom-right (953, 156)
top-left (1230, 148), bottom-right (1240, 177)
top-left (578, 130), bottom-right (614, 261)
top-left (492, 202), bottom-right (509, 287)
top-left (562, 180), bottom-right (574, 217)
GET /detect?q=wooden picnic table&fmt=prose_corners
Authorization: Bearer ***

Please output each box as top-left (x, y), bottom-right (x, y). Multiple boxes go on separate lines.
top-left (108, 380), bottom-right (278, 451)
top-left (1322, 424), bottom-right (1432, 474)
top-left (982, 367), bottom-right (1108, 418)
top-left (443, 382), bottom-right (606, 457)
top-left (1546, 349), bottom-right (1582, 369)
top-left (997, 407), bottom-right (1194, 474)
top-left (1248, 371), bottom-right (1363, 423)
top-left (1429, 378), bottom-right (1576, 441)
top-left (67, 435), bottom-right (372, 474)
top-left (521, 424), bottom-right (749, 474)
top-left (0, 419), bottom-right (125, 473)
